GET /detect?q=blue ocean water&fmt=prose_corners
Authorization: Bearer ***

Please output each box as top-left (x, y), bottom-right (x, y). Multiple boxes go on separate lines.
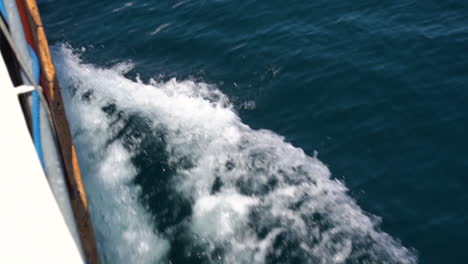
top-left (40, 0), bottom-right (467, 263)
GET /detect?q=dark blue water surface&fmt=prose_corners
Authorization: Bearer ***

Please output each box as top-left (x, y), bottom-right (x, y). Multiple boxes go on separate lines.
top-left (40, 0), bottom-right (468, 263)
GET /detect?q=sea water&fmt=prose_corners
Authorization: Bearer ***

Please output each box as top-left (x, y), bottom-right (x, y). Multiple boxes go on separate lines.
top-left (40, 0), bottom-right (468, 263)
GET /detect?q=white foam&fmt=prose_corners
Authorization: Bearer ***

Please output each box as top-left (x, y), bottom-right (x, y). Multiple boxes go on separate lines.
top-left (112, 2), bottom-right (133, 13)
top-left (192, 192), bottom-right (259, 240)
top-left (111, 61), bottom-right (136, 74)
top-left (150, 23), bottom-right (171, 35)
top-left (172, 0), bottom-right (190, 9)
top-left (53, 44), bottom-right (417, 264)
top-left (54, 45), bottom-right (169, 264)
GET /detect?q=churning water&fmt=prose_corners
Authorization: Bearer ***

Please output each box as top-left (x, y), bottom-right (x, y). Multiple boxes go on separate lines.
top-left (41, 0), bottom-right (468, 263)
top-left (54, 45), bottom-right (415, 264)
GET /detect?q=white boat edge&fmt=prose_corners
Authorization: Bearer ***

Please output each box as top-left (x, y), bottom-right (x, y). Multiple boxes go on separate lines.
top-left (0, 50), bottom-right (84, 263)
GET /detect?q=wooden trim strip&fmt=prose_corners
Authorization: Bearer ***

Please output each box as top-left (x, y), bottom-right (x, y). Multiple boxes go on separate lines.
top-left (21, 1), bottom-right (101, 263)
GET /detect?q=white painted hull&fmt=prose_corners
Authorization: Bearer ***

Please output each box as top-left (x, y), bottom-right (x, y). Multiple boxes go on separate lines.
top-left (0, 50), bottom-right (84, 263)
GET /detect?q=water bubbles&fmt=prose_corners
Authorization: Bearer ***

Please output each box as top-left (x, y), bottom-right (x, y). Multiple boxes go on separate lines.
top-left (53, 44), bottom-right (416, 264)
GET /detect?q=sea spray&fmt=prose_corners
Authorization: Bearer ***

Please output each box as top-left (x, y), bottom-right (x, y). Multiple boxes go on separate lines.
top-left (54, 45), bottom-right (170, 264)
top-left (53, 44), bottom-right (416, 264)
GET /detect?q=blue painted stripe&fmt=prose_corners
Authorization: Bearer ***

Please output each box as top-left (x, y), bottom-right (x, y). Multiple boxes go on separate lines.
top-left (0, 0), bottom-right (6, 22)
top-left (29, 45), bottom-right (44, 167)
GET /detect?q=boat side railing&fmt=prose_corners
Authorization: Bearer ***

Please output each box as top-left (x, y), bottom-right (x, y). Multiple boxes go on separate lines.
top-left (0, 1), bottom-right (101, 263)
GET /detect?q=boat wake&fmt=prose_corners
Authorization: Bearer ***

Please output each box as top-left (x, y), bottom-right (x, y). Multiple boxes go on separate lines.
top-left (53, 44), bottom-right (417, 264)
